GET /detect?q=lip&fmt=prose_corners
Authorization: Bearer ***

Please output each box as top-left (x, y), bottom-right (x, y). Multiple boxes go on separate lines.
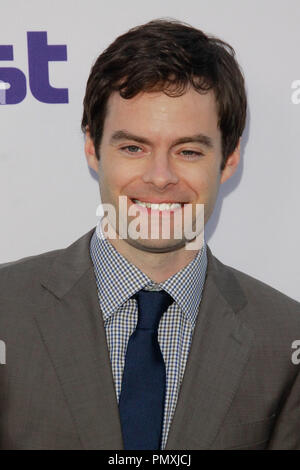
top-left (129, 197), bottom-right (187, 205)
top-left (128, 198), bottom-right (184, 214)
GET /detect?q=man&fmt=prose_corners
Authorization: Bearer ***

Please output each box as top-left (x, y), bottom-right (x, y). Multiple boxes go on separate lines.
top-left (0, 19), bottom-right (300, 450)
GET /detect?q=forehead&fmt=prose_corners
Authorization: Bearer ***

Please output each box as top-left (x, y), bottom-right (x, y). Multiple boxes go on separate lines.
top-left (103, 87), bottom-right (220, 142)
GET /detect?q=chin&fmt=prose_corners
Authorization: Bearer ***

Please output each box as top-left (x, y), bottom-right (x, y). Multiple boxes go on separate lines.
top-left (124, 236), bottom-right (187, 254)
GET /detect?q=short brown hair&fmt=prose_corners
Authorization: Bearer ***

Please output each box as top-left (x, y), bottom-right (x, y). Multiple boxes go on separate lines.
top-left (81, 18), bottom-right (247, 170)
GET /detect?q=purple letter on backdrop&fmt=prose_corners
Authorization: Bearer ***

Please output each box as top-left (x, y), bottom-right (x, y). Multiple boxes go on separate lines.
top-left (27, 31), bottom-right (68, 104)
top-left (0, 45), bottom-right (27, 104)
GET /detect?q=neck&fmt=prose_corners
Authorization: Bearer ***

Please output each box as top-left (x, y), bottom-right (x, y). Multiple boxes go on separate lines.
top-left (100, 221), bottom-right (201, 283)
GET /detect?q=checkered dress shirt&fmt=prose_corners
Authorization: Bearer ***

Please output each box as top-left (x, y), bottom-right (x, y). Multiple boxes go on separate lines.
top-left (89, 220), bottom-right (208, 449)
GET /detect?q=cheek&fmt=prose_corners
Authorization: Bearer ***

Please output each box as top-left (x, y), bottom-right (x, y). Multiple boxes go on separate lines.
top-left (99, 160), bottom-right (133, 205)
top-left (188, 166), bottom-right (219, 200)
top-left (99, 157), bottom-right (118, 187)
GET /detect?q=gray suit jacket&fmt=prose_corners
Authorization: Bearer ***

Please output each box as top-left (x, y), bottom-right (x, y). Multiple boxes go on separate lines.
top-left (1, 227), bottom-right (300, 450)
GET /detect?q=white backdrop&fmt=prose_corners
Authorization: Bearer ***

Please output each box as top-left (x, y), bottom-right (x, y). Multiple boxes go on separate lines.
top-left (0, 0), bottom-right (299, 301)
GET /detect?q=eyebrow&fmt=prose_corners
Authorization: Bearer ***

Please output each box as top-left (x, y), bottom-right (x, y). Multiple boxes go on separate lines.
top-left (109, 130), bottom-right (214, 149)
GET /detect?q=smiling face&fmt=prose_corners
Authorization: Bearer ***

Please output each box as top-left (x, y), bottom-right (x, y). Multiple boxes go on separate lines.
top-left (85, 87), bottom-right (240, 253)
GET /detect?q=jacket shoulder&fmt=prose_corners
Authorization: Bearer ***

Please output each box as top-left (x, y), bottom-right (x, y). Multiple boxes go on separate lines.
top-left (211, 254), bottom-right (300, 345)
top-left (0, 248), bottom-right (62, 301)
top-left (212, 253), bottom-right (299, 308)
top-left (231, 263), bottom-right (298, 308)
top-left (0, 228), bottom-right (95, 304)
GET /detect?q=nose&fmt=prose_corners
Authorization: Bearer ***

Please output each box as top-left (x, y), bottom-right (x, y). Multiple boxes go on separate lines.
top-left (142, 153), bottom-right (179, 190)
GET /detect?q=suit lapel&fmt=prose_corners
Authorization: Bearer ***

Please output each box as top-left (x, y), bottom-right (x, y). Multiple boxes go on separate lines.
top-left (35, 228), bottom-right (124, 449)
top-left (165, 248), bottom-right (254, 449)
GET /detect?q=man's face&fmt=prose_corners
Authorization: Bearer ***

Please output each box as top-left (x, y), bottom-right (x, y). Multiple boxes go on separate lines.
top-left (85, 87), bottom-right (239, 253)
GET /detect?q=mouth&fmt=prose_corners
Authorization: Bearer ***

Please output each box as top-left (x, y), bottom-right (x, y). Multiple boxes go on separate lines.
top-left (129, 198), bottom-right (186, 212)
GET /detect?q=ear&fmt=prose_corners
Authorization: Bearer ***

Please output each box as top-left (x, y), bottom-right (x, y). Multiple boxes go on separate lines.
top-left (220, 139), bottom-right (241, 184)
top-left (84, 127), bottom-right (99, 174)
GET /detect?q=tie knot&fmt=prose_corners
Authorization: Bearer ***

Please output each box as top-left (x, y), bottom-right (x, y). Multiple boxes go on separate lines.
top-left (133, 289), bottom-right (174, 330)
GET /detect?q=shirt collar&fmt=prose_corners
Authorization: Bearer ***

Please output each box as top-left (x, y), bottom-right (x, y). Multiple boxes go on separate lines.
top-left (90, 220), bottom-right (207, 329)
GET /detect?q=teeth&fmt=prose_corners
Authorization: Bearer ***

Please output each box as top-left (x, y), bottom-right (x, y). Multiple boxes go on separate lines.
top-left (132, 199), bottom-right (182, 210)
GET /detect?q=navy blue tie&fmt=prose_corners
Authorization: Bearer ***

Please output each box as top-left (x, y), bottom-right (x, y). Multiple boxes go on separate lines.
top-left (119, 289), bottom-right (174, 450)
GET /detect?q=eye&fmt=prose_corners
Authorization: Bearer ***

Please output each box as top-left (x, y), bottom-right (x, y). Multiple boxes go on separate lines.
top-left (180, 150), bottom-right (203, 160)
top-left (121, 145), bottom-right (143, 154)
